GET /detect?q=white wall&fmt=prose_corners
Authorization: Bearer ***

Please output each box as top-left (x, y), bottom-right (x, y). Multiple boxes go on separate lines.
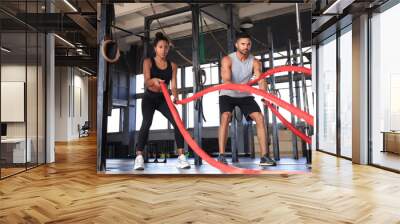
top-left (72, 73), bottom-right (89, 137)
top-left (55, 66), bottom-right (68, 141)
top-left (1, 65), bottom-right (26, 137)
top-left (54, 67), bottom-right (89, 141)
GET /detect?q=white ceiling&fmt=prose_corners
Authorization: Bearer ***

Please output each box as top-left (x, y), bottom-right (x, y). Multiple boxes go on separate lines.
top-left (113, 3), bottom-right (309, 51)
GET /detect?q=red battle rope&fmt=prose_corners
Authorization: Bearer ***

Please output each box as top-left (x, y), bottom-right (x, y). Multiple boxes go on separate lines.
top-left (176, 83), bottom-right (314, 126)
top-left (247, 65), bottom-right (311, 86)
top-left (158, 65), bottom-right (312, 174)
top-left (160, 83), bottom-right (306, 174)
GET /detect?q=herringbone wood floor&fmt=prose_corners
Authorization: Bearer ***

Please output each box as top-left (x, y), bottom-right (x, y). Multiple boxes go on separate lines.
top-left (1, 135), bottom-right (400, 224)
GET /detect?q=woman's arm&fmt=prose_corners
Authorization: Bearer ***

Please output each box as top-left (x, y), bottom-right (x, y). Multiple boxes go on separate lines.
top-left (143, 58), bottom-right (154, 88)
top-left (171, 62), bottom-right (179, 102)
top-left (143, 58), bottom-right (162, 90)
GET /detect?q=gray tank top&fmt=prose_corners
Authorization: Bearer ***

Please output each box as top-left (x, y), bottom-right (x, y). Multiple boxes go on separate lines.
top-left (220, 52), bottom-right (254, 98)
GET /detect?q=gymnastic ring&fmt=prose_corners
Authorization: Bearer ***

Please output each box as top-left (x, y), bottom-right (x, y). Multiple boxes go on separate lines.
top-left (101, 39), bottom-right (120, 63)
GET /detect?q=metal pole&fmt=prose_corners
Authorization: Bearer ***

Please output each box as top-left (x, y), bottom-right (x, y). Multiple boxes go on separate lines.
top-left (192, 4), bottom-right (202, 166)
top-left (295, 4), bottom-right (309, 113)
top-left (181, 67), bottom-right (188, 154)
top-left (97, 3), bottom-right (112, 171)
top-left (230, 113), bottom-right (238, 162)
top-left (243, 121), bottom-right (249, 156)
top-left (226, 4), bottom-right (239, 162)
top-left (288, 40), bottom-right (299, 159)
top-left (230, 5), bottom-right (244, 162)
top-left (249, 121), bottom-right (256, 159)
top-left (226, 4), bottom-right (235, 53)
top-left (336, 30), bottom-right (341, 157)
top-left (292, 48), bottom-right (306, 157)
top-left (295, 3), bottom-right (311, 164)
top-left (143, 18), bottom-right (151, 59)
top-left (315, 44), bottom-right (320, 153)
top-left (218, 52), bottom-right (223, 84)
top-left (129, 73), bottom-right (136, 158)
top-left (261, 54), bottom-right (271, 158)
top-left (293, 49), bottom-right (302, 114)
top-left (268, 27), bottom-right (280, 161)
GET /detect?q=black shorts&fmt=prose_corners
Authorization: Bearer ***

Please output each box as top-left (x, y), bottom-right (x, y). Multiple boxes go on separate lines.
top-left (219, 95), bottom-right (261, 120)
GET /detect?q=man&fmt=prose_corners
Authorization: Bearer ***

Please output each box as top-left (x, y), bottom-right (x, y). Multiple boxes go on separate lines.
top-left (218, 32), bottom-right (276, 166)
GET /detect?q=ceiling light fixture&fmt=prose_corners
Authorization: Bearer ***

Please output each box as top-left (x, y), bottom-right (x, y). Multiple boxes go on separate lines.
top-left (1, 47), bottom-right (11, 53)
top-left (54, 34), bottom-right (75, 48)
top-left (78, 67), bottom-right (93, 76)
top-left (63, 0), bottom-right (78, 12)
top-left (240, 21), bottom-right (254, 29)
top-left (323, 0), bottom-right (355, 15)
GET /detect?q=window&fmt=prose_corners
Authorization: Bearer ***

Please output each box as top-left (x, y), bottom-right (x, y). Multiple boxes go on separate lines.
top-left (200, 63), bottom-right (220, 85)
top-left (0, 0), bottom-right (47, 179)
top-left (200, 64), bottom-right (211, 85)
top-left (274, 51), bottom-right (287, 58)
top-left (339, 27), bottom-right (352, 158)
top-left (169, 94), bottom-right (183, 129)
top-left (135, 99), bottom-right (168, 131)
top-left (317, 35), bottom-right (337, 154)
top-left (136, 74), bottom-right (144, 94)
top-left (184, 63), bottom-right (219, 88)
top-left (274, 58), bottom-right (287, 67)
top-left (211, 66), bottom-right (219, 84)
top-left (107, 108), bottom-right (122, 133)
top-left (185, 66), bottom-right (193, 88)
top-left (136, 99), bottom-right (143, 131)
top-left (203, 91), bottom-right (220, 127)
top-left (177, 68), bottom-right (182, 89)
top-left (370, 3), bottom-right (400, 171)
top-left (150, 110), bottom-right (168, 130)
top-left (187, 93), bottom-right (194, 128)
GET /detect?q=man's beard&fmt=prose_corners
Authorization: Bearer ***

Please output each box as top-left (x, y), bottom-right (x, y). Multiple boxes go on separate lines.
top-left (238, 49), bottom-right (249, 55)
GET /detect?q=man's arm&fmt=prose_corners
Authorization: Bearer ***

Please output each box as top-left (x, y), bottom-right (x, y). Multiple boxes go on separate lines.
top-left (221, 56), bottom-right (232, 84)
top-left (253, 59), bottom-right (267, 90)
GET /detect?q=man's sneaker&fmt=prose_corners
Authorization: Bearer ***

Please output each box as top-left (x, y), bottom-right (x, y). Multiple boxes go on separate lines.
top-left (259, 155), bottom-right (277, 166)
top-left (134, 155), bottom-right (145, 170)
top-left (217, 154), bottom-right (228, 165)
top-left (176, 154), bottom-right (191, 169)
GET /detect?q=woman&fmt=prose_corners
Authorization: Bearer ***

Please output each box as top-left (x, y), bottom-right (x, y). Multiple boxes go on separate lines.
top-left (134, 32), bottom-right (190, 170)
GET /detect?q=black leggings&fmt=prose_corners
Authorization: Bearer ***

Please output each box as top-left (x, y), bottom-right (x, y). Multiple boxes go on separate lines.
top-left (136, 90), bottom-right (184, 151)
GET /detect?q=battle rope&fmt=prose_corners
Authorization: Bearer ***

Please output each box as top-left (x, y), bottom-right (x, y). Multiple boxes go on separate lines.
top-left (176, 83), bottom-right (313, 126)
top-left (160, 82), bottom-right (306, 174)
top-left (159, 65), bottom-right (313, 174)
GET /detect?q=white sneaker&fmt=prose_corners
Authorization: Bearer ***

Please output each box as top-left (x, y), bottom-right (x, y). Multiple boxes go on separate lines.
top-left (134, 155), bottom-right (145, 170)
top-left (176, 154), bottom-right (191, 169)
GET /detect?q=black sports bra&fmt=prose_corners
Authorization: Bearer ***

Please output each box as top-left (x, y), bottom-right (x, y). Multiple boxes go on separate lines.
top-left (149, 57), bottom-right (172, 86)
